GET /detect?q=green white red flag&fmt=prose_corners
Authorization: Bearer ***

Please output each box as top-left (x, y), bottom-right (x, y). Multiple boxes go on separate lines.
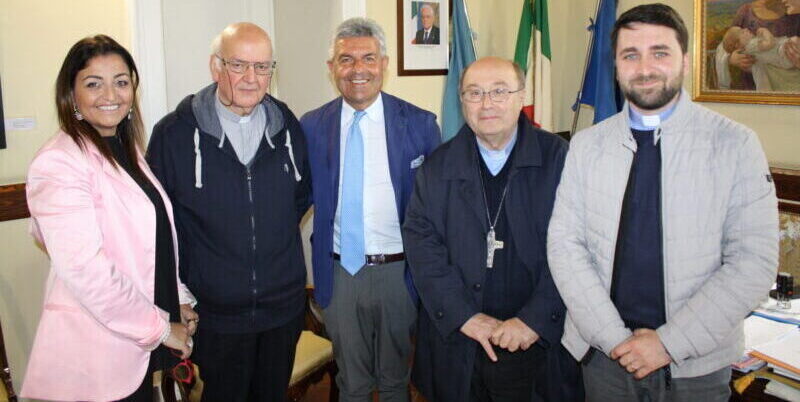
top-left (513, 0), bottom-right (552, 131)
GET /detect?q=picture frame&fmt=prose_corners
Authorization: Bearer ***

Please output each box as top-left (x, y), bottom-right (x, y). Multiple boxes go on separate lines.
top-left (692, 0), bottom-right (800, 105)
top-left (396, 0), bottom-right (450, 76)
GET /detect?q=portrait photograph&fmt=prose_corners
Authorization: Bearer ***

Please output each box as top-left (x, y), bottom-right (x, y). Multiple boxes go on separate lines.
top-left (693, 0), bottom-right (800, 105)
top-left (397, 0), bottom-right (449, 75)
top-left (412, 2), bottom-right (441, 45)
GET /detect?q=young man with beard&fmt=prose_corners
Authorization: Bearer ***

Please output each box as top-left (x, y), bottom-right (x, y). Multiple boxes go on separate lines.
top-left (547, 4), bottom-right (779, 401)
top-left (301, 18), bottom-right (440, 401)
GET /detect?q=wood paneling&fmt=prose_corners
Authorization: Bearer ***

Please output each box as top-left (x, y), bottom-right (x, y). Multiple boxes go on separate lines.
top-left (774, 172), bottom-right (800, 202)
top-left (0, 183), bottom-right (28, 222)
top-left (773, 168), bottom-right (800, 215)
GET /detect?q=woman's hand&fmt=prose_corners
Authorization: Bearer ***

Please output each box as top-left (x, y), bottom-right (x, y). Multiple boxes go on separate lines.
top-left (180, 303), bottom-right (199, 336)
top-left (163, 322), bottom-right (193, 359)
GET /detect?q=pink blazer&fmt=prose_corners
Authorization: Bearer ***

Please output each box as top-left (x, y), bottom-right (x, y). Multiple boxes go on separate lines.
top-left (21, 131), bottom-right (193, 401)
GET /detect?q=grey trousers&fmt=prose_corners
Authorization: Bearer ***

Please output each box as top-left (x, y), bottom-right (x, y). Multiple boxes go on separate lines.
top-left (583, 350), bottom-right (731, 402)
top-left (322, 260), bottom-right (417, 402)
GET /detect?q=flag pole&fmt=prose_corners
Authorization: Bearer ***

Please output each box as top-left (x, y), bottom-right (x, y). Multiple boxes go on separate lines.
top-left (570, 0), bottom-right (603, 138)
top-left (461, 0), bottom-right (478, 58)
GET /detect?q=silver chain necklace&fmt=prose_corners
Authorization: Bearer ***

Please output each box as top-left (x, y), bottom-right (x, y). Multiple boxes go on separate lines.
top-left (477, 159), bottom-right (509, 269)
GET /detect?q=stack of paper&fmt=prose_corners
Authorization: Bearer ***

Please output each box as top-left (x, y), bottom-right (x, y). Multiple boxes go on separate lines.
top-left (773, 366), bottom-right (800, 382)
top-left (765, 380), bottom-right (800, 401)
top-left (745, 315), bottom-right (798, 350)
top-left (750, 328), bottom-right (800, 377)
top-left (732, 355), bottom-right (765, 373)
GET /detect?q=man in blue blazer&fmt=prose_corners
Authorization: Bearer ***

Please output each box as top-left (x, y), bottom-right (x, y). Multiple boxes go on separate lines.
top-left (300, 17), bottom-right (440, 402)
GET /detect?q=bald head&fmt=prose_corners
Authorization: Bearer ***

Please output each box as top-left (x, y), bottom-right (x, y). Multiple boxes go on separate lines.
top-left (459, 57), bottom-right (524, 93)
top-left (459, 57), bottom-right (526, 150)
top-left (210, 22), bottom-right (274, 116)
top-left (211, 22), bottom-right (272, 61)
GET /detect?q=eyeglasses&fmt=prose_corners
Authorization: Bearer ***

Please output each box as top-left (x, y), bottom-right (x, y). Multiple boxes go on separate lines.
top-left (460, 87), bottom-right (525, 103)
top-left (216, 55), bottom-right (277, 76)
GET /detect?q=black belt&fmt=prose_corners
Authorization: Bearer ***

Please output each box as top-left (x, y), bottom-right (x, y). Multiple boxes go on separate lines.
top-left (333, 252), bottom-right (405, 266)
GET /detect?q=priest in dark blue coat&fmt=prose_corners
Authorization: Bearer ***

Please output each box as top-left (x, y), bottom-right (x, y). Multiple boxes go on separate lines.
top-left (403, 57), bottom-right (583, 402)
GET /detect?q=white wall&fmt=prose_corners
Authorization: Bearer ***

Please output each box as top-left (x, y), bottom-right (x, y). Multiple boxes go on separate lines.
top-left (0, 220), bottom-right (49, 398)
top-left (161, 0), bottom-right (276, 111)
top-left (273, 0), bottom-right (339, 117)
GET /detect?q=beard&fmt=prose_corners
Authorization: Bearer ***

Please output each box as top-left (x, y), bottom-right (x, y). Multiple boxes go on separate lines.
top-left (621, 69), bottom-right (683, 111)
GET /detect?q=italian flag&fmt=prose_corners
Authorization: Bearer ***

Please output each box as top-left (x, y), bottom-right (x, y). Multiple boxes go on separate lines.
top-left (513, 0), bottom-right (553, 131)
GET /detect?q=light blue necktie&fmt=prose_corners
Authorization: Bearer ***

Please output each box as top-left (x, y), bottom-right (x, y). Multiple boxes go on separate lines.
top-left (340, 110), bottom-right (367, 275)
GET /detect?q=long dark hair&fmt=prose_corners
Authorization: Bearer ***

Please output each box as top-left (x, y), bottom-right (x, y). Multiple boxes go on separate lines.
top-left (55, 34), bottom-right (146, 179)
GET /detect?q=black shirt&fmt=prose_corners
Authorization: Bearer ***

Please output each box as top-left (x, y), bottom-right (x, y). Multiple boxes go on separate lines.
top-left (611, 129), bottom-right (666, 330)
top-left (105, 135), bottom-right (181, 370)
top-left (476, 141), bottom-right (533, 321)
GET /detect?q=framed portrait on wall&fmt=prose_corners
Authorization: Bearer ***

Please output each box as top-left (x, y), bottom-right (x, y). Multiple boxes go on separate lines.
top-left (397, 0), bottom-right (450, 76)
top-left (693, 0), bottom-right (800, 105)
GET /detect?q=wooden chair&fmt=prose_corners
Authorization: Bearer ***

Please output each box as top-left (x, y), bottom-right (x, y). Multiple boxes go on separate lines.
top-left (0, 315), bottom-right (17, 402)
top-left (287, 287), bottom-right (338, 402)
top-left (156, 369), bottom-right (191, 402)
top-left (173, 287), bottom-right (337, 402)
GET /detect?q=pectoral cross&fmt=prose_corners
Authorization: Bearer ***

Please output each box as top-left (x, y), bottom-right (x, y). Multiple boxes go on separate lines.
top-left (486, 228), bottom-right (504, 268)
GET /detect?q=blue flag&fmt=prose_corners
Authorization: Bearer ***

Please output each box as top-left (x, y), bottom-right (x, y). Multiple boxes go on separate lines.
top-left (575, 0), bottom-right (621, 124)
top-left (441, 0), bottom-right (477, 141)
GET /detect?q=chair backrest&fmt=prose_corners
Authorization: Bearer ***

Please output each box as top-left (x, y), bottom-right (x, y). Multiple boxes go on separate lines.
top-left (0, 316), bottom-right (17, 402)
top-left (304, 287), bottom-right (327, 338)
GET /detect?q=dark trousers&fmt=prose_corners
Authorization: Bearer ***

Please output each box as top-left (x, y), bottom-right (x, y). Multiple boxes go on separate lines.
top-left (583, 349), bottom-right (731, 402)
top-left (322, 260), bottom-right (417, 402)
top-left (469, 345), bottom-right (545, 402)
top-left (193, 311), bottom-right (304, 402)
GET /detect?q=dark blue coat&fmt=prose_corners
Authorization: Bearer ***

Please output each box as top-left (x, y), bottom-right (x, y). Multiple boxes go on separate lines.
top-left (300, 93), bottom-right (441, 308)
top-left (147, 88), bottom-right (311, 333)
top-left (403, 114), bottom-right (582, 401)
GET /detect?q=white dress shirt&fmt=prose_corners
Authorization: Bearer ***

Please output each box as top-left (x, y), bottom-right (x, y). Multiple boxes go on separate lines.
top-left (334, 94), bottom-right (404, 255)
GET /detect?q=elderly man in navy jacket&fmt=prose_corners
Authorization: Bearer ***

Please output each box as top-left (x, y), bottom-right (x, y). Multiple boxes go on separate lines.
top-left (301, 18), bottom-right (440, 402)
top-left (403, 57), bottom-right (582, 402)
top-left (148, 23), bottom-right (310, 401)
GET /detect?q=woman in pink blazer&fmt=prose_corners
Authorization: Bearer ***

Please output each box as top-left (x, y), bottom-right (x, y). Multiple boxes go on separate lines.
top-left (21, 35), bottom-right (198, 401)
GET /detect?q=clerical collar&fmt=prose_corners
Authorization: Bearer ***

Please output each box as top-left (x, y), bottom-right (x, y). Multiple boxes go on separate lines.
top-left (628, 96), bottom-right (679, 131)
top-left (215, 92), bottom-right (259, 124)
top-left (477, 128), bottom-right (518, 176)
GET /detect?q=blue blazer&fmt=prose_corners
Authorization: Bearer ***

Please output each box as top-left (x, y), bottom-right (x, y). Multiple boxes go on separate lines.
top-left (300, 92), bottom-right (441, 308)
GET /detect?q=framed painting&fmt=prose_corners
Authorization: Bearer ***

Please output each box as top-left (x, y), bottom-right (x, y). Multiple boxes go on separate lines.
top-left (693, 0), bottom-right (800, 105)
top-left (397, 0), bottom-right (450, 76)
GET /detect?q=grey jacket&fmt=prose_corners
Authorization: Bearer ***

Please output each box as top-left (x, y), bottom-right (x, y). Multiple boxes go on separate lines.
top-left (547, 90), bottom-right (779, 378)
